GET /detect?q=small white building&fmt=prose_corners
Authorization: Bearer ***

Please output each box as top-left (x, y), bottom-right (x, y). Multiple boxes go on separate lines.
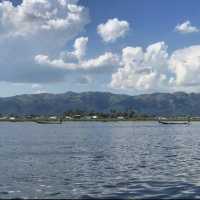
top-left (73, 115), bottom-right (81, 119)
top-left (92, 115), bottom-right (98, 119)
top-left (49, 116), bottom-right (57, 120)
top-left (65, 116), bottom-right (73, 120)
top-left (117, 116), bottom-right (125, 120)
top-left (9, 117), bottom-right (16, 120)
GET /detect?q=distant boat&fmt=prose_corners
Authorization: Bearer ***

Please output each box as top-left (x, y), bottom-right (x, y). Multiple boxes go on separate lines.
top-left (35, 118), bottom-right (63, 124)
top-left (158, 117), bottom-right (190, 125)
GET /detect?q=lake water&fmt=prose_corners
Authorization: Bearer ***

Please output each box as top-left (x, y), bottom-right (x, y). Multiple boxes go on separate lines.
top-left (1, 121), bottom-right (200, 199)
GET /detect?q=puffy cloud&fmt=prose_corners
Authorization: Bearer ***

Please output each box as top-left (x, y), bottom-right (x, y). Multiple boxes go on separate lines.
top-left (0, 0), bottom-right (90, 83)
top-left (0, 0), bottom-right (89, 38)
top-left (169, 46), bottom-right (200, 86)
top-left (175, 20), bottom-right (199, 34)
top-left (59, 37), bottom-right (88, 63)
top-left (110, 42), bottom-right (200, 92)
top-left (110, 42), bottom-right (170, 91)
top-left (35, 36), bottom-right (120, 71)
top-left (35, 51), bottom-right (120, 71)
top-left (73, 37), bottom-right (88, 60)
top-left (81, 52), bottom-right (120, 70)
top-left (97, 18), bottom-right (129, 43)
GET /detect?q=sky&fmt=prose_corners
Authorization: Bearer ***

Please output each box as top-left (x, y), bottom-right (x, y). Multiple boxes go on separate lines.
top-left (1, 0), bottom-right (200, 96)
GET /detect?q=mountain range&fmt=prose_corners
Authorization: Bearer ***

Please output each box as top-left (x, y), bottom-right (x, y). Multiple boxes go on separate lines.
top-left (0, 91), bottom-right (199, 116)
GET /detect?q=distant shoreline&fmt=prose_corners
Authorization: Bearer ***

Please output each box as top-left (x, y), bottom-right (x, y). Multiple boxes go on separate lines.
top-left (0, 118), bottom-right (199, 123)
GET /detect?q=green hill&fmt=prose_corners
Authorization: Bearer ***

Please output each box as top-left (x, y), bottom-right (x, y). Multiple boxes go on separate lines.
top-left (0, 91), bottom-right (199, 116)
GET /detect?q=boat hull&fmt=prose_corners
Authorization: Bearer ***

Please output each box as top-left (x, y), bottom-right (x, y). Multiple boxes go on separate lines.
top-left (158, 120), bottom-right (189, 125)
top-left (35, 121), bottom-right (62, 124)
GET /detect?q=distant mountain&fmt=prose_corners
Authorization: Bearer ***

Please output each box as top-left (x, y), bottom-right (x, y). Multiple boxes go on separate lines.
top-left (0, 91), bottom-right (200, 116)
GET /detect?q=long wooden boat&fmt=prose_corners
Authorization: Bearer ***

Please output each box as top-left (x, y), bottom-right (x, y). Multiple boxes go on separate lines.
top-left (34, 119), bottom-right (62, 124)
top-left (158, 119), bottom-right (190, 125)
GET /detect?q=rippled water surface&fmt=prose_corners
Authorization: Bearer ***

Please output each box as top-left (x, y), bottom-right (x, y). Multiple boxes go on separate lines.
top-left (1, 121), bottom-right (200, 199)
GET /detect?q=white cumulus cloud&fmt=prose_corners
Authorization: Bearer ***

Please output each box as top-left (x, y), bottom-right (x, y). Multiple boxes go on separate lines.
top-left (35, 50), bottom-right (120, 71)
top-left (0, 0), bottom-right (88, 37)
top-left (73, 37), bottom-right (88, 60)
top-left (35, 36), bottom-right (120, 71)
top-left (59, 37), bottom-right (89, 63)
top-left (110, 42), bottom-right (170, 91)
top-left (0, 0), bottom-right (90, 83)
top-left (110, 42), bottom-right (200, 92)
top-left (175, 20), bottom-right (199, 34)
top-left (97, 18), bottom-right (130, 43)
top-left (169, 45), bottom-right (200, 86)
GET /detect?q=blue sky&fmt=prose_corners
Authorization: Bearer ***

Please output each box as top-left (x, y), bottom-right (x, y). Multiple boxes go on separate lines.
top-left (1, 0), bottom-right (200, 96)
top-left (80, 0), bottom-right (200, 52)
